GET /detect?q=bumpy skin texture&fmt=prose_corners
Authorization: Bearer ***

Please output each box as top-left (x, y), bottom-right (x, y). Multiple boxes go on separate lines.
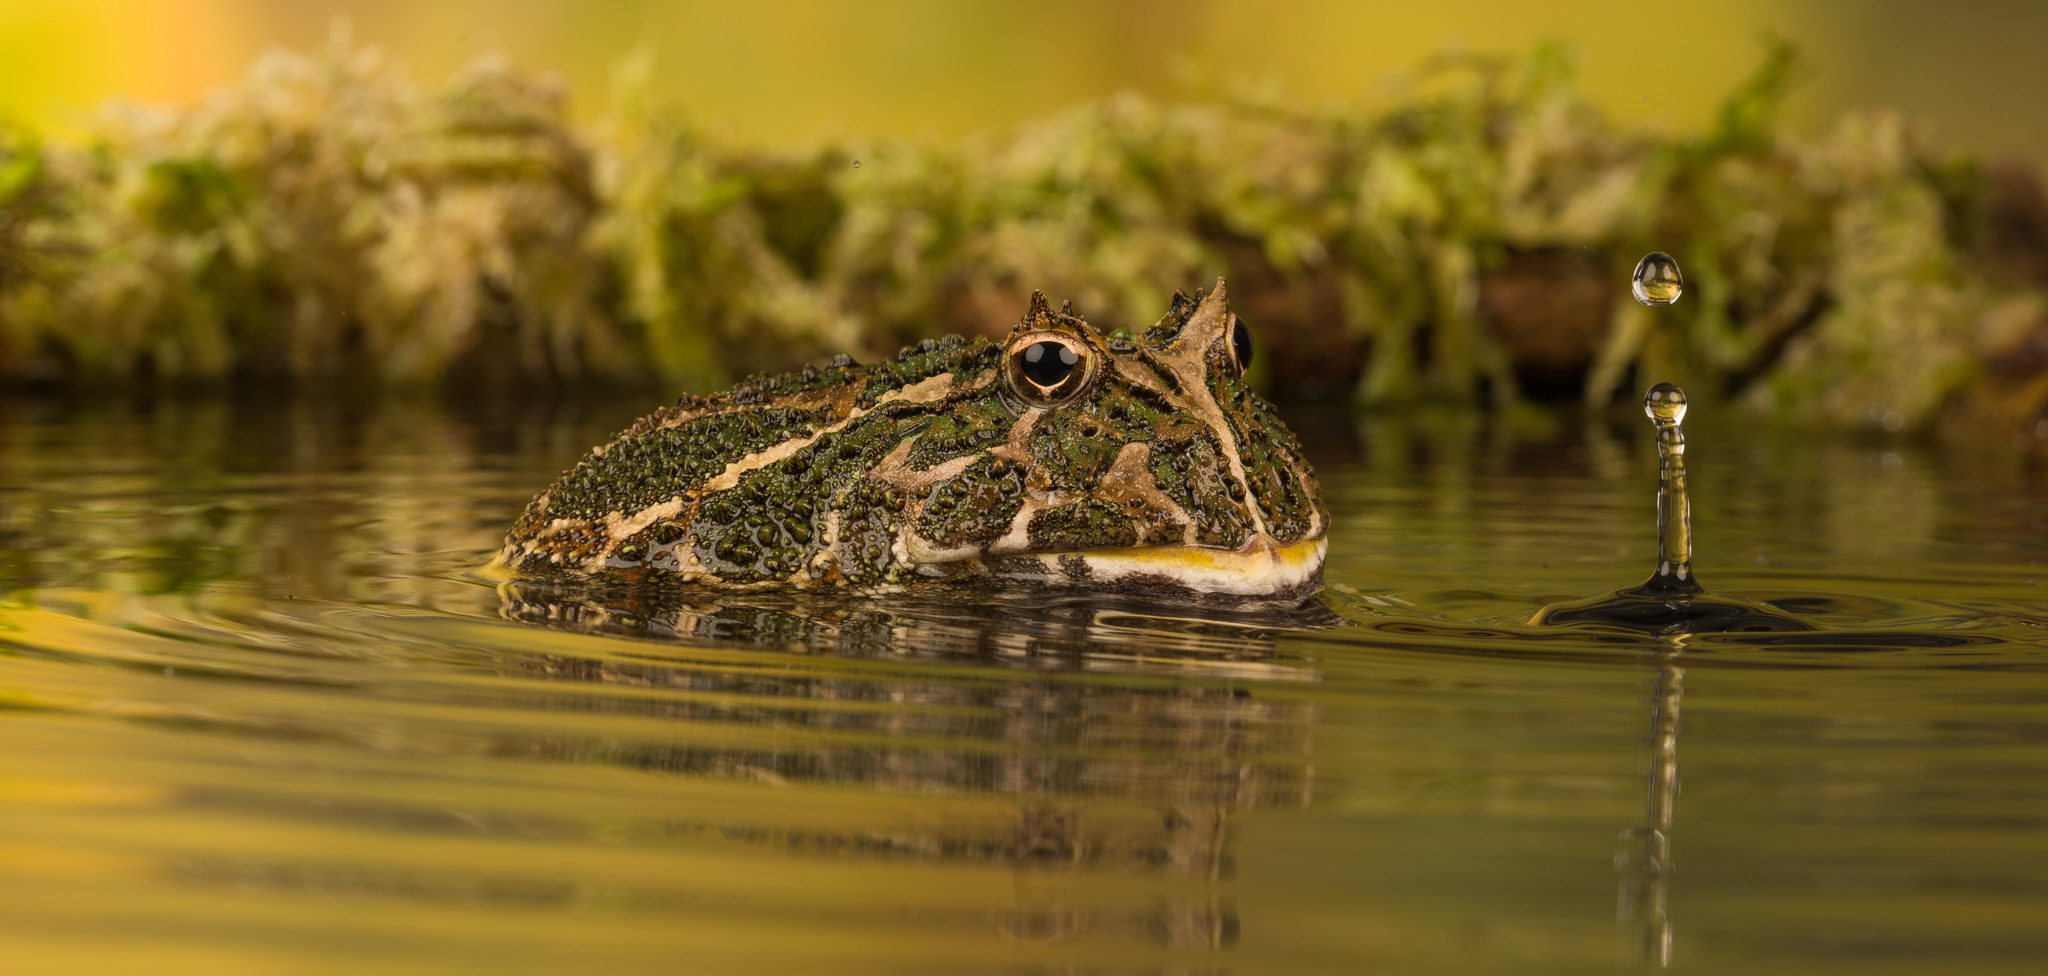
top-left (500, 281), bottom-right (1328, 596)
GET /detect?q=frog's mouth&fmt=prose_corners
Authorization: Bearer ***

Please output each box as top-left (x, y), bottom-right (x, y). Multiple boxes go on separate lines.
top-left (919, 536), bottom-right (1326, 599)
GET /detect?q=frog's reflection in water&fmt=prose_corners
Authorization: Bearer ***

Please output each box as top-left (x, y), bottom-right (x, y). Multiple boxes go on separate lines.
top-left (499, 579), bottom-right (1334, 950)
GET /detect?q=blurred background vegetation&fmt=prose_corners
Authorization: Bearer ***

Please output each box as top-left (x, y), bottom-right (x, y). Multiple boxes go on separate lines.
top-left (2, 0), bottom-right (2046, 449)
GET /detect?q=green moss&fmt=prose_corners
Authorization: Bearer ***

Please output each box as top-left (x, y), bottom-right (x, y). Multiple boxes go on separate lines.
top-left (0, 39), bottom-right (2037, 440)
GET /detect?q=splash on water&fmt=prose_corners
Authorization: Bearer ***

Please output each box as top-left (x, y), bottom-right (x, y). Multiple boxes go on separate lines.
top-left (1532, 381), bottom-right (1808, 633)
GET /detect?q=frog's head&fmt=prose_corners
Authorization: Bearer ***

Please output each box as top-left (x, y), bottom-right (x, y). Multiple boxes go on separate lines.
top-left (894, 279), bottom-right (1327, 598)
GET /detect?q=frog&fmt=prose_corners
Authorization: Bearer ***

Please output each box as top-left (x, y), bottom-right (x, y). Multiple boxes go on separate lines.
top-left (496, 280), bottom-right (1327, 599)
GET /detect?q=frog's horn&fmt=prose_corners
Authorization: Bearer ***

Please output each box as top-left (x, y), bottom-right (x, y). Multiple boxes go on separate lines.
top-left (1171, 277), bottom-right (1233, 353)
top-left (1144, 289), bottom-right (1200, 343)
top-left (1011, 289), bottom-right (1089, 340)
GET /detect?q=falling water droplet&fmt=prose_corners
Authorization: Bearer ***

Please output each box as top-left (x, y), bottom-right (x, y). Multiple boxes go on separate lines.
top-left (1631, 252), bottom-right (1683, 306)
top-left (1643, 382), bottom-right (1687, 428)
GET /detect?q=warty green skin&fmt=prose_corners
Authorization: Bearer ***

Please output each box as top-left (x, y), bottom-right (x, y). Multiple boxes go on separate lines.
top-left (499, 281), bottom-right (1328, 598)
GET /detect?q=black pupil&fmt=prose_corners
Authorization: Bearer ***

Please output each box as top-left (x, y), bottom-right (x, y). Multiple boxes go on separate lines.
top-left (1231, 317), bottom-right (1254, 370)
top-left (1019, 341), bottom-right (1079, 386)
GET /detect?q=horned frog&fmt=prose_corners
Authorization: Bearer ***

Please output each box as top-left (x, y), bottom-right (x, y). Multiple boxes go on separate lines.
top-left (498, 281), bottom-right (1327, 600)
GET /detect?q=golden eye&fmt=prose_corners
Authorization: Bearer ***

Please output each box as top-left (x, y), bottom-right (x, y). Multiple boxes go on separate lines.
top-left (1004, 333), bottom-right (1094, 405)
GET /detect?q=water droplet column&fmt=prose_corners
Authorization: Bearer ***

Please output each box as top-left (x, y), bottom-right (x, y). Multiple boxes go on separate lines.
top-left (1643, 383), bottom-right (1697, 594)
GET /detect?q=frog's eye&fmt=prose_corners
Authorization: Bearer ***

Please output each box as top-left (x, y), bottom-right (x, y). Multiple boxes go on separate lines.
top-left (1229, 315), bottom-right (1254, 373)
top-left (1004, 333), bottom-right (1095, 405)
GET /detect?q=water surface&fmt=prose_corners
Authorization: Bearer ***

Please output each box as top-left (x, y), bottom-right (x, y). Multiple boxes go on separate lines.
top-left (2, 397), bottom-right (2044, 974)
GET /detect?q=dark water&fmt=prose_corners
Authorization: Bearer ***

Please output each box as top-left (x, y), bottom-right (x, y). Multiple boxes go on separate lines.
top-left (1, 397), bottom-right (2044, 975)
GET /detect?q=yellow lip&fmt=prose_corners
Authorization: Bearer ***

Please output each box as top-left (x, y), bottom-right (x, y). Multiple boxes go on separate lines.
top-left (991, 536), bottom-right (1327, 596)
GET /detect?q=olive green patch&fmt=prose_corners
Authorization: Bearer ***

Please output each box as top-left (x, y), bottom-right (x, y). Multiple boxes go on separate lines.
top-left (830, 479), bottom-right (902, 585)
top-left (1214, 372), bottom-right (1319, 540)
top-left (1149, 432), bottom-right (1250, 549)
top-left (904, 395), bottom-right (1013, 470)
top-left (726, 355), bottom-right (863, 404)
top-left (1090, 382), bottom-right (1184, 440)
top-left (611, 516), bottom-right (689, 568)
top-left (914, 455), bottom-right (1026, 548)
top-left (685, 411), bottom-right (919, 582)
top-left (857, 335), bottom-right (999, 408)
top-left (542, 406), bottom-right (822, 521)
top-left (1026, 404), bottom-right (1127, 490)
top-left (688, 482), bottom-right (818, 582)
top-left (1027, 499), bottom-right (1138, 552)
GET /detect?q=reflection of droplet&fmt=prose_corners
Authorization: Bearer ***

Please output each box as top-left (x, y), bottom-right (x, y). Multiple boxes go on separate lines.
top-left (1643, 382), bottom-right (1687, 428)
top-left (852, 159), bottom-right (862, 169)
top-left (1632, 252), bottom-right (1683, 306)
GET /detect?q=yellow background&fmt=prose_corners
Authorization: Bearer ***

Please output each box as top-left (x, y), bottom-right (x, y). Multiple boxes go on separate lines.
top-left (4, 0), bottom-right (2047, 166)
